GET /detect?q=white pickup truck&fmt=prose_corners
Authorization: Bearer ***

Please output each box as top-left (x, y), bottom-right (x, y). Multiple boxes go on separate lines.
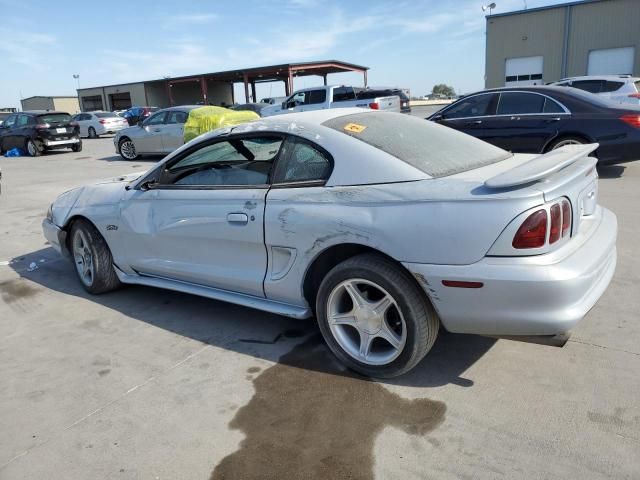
top-left (261, 85), bottom-right (400, 117)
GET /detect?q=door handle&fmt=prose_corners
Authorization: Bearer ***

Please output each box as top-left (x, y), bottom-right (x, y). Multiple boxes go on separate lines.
top-left (227, 213), bottom-right (248, 224)
top-left (545, 117), bottom-right (562, 123)
top-left (152, 128), bottom-right (161, 132)
top-left (464, 120), bottom-right (482, 126)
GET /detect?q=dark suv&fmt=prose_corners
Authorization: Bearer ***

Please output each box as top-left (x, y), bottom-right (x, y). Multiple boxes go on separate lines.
top-left (0, 111), bottom-right (81, 156)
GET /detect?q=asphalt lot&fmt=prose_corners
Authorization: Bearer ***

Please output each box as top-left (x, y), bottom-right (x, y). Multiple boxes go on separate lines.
top-left (0, 133), bottom-right (639, 479)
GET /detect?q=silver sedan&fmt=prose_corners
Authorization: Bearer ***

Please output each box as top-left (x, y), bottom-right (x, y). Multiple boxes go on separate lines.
top-left (72, 111), bottom-right (128, 138)
top-left (42, 109), bottom-right (616, 377)
top-left (113, 106), bottom-right (200, 159)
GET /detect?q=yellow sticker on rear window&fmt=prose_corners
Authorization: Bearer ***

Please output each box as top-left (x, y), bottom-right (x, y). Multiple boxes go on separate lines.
top-left (343, 123), bottom-right (367, 133)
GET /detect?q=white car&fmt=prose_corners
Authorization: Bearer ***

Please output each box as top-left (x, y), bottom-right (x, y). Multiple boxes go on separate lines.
top-left (42, 109), bottom-right (616, 377)
top-left (71, 111), bottom-right (129, 138)
top-left (552, 75), bottom-right (640, 105)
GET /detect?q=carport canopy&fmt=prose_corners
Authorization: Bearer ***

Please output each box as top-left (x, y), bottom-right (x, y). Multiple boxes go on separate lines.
top-left (165, 60), bottom-right (369, 105)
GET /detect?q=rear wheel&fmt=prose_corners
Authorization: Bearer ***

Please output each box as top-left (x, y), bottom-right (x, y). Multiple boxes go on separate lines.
top-left (547, 136), bottom-right (587, 151)
top-left (70, 219), bottom-right (121, 294)
top-left (26, 139), bottom-right (40, 157)
top-left (88, 127), bottom-right (98, 139)
top-left (316, 253), bottom-right (439, 378)
top-left (118, 138), bottom-right (139, 160)
top-left (71, 140), bottom-right (83, 152)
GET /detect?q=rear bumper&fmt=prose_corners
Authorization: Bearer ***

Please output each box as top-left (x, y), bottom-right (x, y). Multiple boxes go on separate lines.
top-left (403, 207), bottom-right (617, 336)
top-left (43, 138), bottom-right (80, 147)
top-left (42, 218), bottom-right (68, 257)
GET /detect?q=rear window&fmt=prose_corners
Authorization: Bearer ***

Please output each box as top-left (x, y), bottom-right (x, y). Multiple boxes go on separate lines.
top-left (95, 112), bottom-right (118, 118)
top-left (323, 112), bottom-right (511, 178)
top-left (37, 113), bottom-right (71, 124)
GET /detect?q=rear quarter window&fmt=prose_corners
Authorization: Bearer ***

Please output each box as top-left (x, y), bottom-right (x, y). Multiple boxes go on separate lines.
top-left (323, 112), bottom-right (511, 178)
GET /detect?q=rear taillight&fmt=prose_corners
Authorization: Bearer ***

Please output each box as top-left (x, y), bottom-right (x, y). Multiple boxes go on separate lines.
top-left (628, 93), bottom-right (640, 99)
top-left (513, 199), bottom-right (572, 249)
top-left (99, 119), bottom-right (107, 124)
top-left (549, 204), bottom-right (561, 244)
top-left (512, 209), bottom-right (547, 249)
top-left (369, 102), bottom-right (379, 110)
top-left (36, 123), bottom-right (50, 130)
top-left (70, 121), bottom-right (78, 127)
top-left (620, 114), bottom-right (640, 128)
top-left (561, 199), bottom-right (571, 237)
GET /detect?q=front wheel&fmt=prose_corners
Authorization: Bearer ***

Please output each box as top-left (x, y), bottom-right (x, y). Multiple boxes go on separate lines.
top-left (316, 253), bottom-right (439, 378)
top-left (70, 219), bottom-right (122, 294)
top-left (118, 138), bottom-right (139, 160)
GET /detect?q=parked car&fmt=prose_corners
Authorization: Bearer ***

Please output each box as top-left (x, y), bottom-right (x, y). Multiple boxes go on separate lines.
top-left (0, 112), bottom-right (11, 126)
top-left (261, 85), bottom-right (400, 116)
top-left (114, 106), bottom-right (199, 159)
top-left (42, 109), bottom-right (616, 377)
top-left (122, 106), bottom-right (159, 126)
top-left (260, 96), bottom-right (286, 105)
top-left (230, 103), bottom-right (271, 117)
top-left (0, 111), bottom-right (81, 156)
top-left (71, 111), bottom-right (129, 138)
top-left (551, 75), bottom-right (640, 106)
top-left (428, 86), bottom-right (640, 165)
top-left (358, 87), bottom-right (411, 113)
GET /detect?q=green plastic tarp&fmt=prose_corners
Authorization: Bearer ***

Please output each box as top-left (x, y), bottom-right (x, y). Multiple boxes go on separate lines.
top-left (183, 106), bottom-right (259, 143)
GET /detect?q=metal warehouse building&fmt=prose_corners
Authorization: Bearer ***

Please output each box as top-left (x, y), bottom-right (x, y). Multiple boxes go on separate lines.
top-left (20, 96), bottom-right (80, 113)
top-left (76, 60), bottom-right (368, 112)
top-left (485, 0), bottom-right (640, 88)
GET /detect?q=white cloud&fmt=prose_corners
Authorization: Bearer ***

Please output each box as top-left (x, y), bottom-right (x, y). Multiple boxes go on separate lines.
top-left (0, 29), bottom-right (57, 71)
top-left (172, 13), bottom-right (218, 24)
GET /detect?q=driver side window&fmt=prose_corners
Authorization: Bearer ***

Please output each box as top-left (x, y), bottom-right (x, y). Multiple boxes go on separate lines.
top-left (145, 112), bottom-right (167, 126)
top-left (3, 115), bottom-right (17, 128)
top-left (161, 136), bottom-right (283, 187)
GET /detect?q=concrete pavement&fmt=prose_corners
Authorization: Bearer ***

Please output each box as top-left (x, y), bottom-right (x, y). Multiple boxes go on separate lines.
top-left (0, 137), bottom-right (638, 479)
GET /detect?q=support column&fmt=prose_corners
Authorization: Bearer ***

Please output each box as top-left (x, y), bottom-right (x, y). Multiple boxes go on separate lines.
top-left (363, 70), bottom-right (368, 87)
top-left (166, 80), bottom-right (174, 106)
top-left (322, 74), bottom-right (327, 86)
top-left (200, 77), bottom-right (208, 105)
top-left (284, 79), bottom-right (290, 96)
top-left (251, 82), bottom-right (257, 103)
top-left (288, 68), bottom-right (294, 96)
top-left (243, 72), bottom-right (250, 103)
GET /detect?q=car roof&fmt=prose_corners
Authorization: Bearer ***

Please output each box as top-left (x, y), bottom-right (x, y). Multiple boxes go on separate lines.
top-left (555, 75), bottom-right (639, 82)
top-left (158, 105), bottom-right (201, 113)
top-left (22, 110), bottom-right (70, 115)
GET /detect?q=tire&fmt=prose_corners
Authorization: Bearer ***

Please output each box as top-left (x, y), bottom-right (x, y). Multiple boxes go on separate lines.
top-left (69, 219), bottom-right (122, 294)
top-left (316, 253), bottom-right (439, 378)
top-left (547, 136), bottom-right (587, 151)
top-left (26, 139), bottom-right (40, 157)
top-left (118, 138), bottom-right (139, 160)
top-left (71, 140), bottom-right (83, 152)
top-left (88, 127), bottom-right (98, 139)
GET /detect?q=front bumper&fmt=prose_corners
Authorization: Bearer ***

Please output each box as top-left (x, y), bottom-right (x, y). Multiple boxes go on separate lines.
top-left (42, 218), bottom-right (68, 257)
top-left (404, 207), bottom-right (617, 336)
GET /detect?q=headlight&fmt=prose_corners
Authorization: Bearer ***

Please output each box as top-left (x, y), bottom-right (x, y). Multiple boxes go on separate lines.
top-left (46, 203), bottom-right (53, 222)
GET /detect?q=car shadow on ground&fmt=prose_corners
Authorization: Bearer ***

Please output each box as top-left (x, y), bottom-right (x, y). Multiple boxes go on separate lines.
top-left (96, 154), bottom-right (164, 163)
top-left (7, 247), bottom-right (496, 389)
top-left (597, 164), bottom-right (626, 179)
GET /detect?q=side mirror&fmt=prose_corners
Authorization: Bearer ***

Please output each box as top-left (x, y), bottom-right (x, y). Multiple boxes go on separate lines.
top-left (137, 119), bottom-right (143, 127)
top-left (281, 102), bottom-right (286, 109)
top-left (431, 114), bottom-right (444, 122)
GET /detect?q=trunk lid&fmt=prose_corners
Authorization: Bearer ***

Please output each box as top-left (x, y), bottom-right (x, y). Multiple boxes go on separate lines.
top-left (482, 144), bottom-right (599, 237)
top-left (37, 113), bottom-right (78, 140)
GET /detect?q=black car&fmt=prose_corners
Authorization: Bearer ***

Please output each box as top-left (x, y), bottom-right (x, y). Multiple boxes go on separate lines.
top-left (358, 87), bottom-right (412, 113)
top-left (428, 86), bottom-right (640, 164)
top-left (229, 102), bottom-right (270, 116)
top-left (0, 111), bottom-right (81, 156)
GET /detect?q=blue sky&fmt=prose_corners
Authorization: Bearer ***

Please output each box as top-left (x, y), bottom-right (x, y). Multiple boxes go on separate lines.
top-left (0, 0), bottom-right (569, 109)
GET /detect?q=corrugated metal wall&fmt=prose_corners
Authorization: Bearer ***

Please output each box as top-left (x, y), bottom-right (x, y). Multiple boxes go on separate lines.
top-left (486, 0), bottom-right (640, 88)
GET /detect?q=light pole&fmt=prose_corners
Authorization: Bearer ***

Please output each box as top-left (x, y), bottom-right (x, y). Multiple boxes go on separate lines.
top-left (73, 74), bottom-right (80, 90)
top-left (482, 2), bottom-right (496, 16)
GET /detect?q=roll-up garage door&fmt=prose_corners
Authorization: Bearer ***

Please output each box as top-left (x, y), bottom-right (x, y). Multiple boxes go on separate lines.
top-left (587, 47), bottom-right (634, 76)
top-left (505, 56), bottom-right (544, 86)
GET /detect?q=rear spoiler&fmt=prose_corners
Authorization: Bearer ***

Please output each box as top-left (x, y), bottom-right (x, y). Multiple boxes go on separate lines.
top-left (484, 143), bottom-right (599, 189)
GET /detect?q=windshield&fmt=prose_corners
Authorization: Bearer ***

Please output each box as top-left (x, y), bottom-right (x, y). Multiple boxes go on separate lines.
top-left (37, 113), bottom-right (71, 124)
top-left (95, 112), bottom-right (118, 118)
top-left (323, 112), bottom-right (511, 178)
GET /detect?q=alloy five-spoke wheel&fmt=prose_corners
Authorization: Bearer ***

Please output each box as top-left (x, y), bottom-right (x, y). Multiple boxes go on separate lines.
top-left (73, 229), bottom-right (95, 287)
top-left (327, 278), bottom-right (406, 365)
top-left (316, 253), bottom-right (439, 378)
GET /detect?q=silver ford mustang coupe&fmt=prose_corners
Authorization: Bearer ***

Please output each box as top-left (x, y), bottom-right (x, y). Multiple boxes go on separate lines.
top-left (42, 109), bottom-right (617, 377)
